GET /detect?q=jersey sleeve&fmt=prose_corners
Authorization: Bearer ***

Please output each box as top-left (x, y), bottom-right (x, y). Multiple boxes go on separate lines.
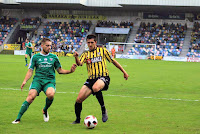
top-left (103, 48), bottom-right (113, 63)
top-left (80, 52), bottom-right (86, 63)
top-left (54, 55), bottom-right (62, 70)
top-left (28, 55), bottom-right (35, 70)
top-left (29, 43), bottom-right (32, 47)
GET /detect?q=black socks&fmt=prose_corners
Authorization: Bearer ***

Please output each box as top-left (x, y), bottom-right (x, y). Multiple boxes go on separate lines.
top-left (75, 102), bottom-right (82, 121)
top-left (95, 91), bottom-right (106, 114)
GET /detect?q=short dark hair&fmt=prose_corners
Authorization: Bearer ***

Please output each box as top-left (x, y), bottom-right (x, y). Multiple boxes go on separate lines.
top-left (86, 34), bottom-right (97, 41)
top-left (41, 38), bottom-right (52, 45)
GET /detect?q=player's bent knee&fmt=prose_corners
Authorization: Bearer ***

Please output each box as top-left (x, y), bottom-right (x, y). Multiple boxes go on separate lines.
top-left (92, 85), bottom-right (101, 93)
top-left (46, 87), bottom-right (55, 99)
top-left (26, 95), bottom-right (36, 103)
top-left (46, 92), bottom-right (55, 99)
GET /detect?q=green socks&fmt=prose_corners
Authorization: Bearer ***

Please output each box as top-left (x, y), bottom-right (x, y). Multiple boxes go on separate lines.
top-left (43, 97), bottom-right (54, 112)
top-left (16, 101), bottom-right (30, 120)
top-left (16, 98), bottom-right (53, 120)
top-left (25, 57), bottom-right (28, 64)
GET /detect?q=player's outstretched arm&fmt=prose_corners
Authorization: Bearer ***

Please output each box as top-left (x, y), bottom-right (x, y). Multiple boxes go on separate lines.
top-left (57, 64), bottom-right (77, 74)
top-left (28, 46), bottom-right (33, 49)
top-left (21, 69), bottom-right (33, 91)
top-left (74, 51), bottom-right (83, 66)
top-left (112, 59), bottom-right (129, 80)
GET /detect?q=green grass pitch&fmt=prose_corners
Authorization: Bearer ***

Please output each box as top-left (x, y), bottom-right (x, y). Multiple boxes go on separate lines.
top-left (0, 55), bottom-right (200, 134)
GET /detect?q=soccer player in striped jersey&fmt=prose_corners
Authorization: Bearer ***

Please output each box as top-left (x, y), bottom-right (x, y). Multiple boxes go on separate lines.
top-left (12, 38), bottom-right (77, 124)
top-left (72, 34), bottom-right (129, 124)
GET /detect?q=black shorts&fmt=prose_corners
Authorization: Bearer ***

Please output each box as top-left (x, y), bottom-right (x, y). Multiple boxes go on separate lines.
top-left (84, 76), bottom-right (110, 94)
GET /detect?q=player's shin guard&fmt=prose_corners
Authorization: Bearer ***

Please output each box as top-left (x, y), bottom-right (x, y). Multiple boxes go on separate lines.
top-left (43, 97), bottom-right (54, 112)
top-left (16, 101), bottom-right (30, 120)
top-left (75, 102), bottom-right (82, 121)
top-left (95, 91), bottom-right (106, 114)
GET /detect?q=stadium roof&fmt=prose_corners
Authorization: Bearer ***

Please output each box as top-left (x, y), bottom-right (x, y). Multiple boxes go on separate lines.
top-left (1, 0), bottom-right (200, 12)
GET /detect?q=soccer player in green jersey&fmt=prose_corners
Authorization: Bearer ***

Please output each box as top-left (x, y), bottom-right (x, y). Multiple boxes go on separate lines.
top-left (25, 39), bottom-right (33, 66)
top-left (12, 38), bottom-right (77, 124)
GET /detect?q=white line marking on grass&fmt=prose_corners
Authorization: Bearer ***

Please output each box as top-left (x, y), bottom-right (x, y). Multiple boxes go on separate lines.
top-left (0, 88), bottom-right (199, 102)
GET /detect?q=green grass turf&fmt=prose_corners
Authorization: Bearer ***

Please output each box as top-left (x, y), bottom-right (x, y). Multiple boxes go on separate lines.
top-left (0, 55), bottom-right (200, 134)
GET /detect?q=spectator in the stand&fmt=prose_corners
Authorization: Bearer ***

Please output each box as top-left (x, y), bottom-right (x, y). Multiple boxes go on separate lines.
top-left (81, 27), bottom-right (85, 34)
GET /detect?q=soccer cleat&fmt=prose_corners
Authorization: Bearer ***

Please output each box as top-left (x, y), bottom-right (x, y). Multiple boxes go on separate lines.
top-left (102, 110), bottom-right (108, 122)
top-left (71, 119), bottom-right (80, 124)
top-left (25, 64), bottom-right (28, 66)
top-left (12, 119), bottom-right (20, 124)
top-left (42, 109), bottom-right (49, 122)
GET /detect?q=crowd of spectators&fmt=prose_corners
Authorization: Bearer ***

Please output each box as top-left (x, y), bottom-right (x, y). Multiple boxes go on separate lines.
top-left (187, 22), bottom-right (200, 57)
top-left (127, 45), bottom-right (181, 56)
top-left (0, 16), bottom-right (17, 45)
top-left (135, 22), bottom-right (186, 45)
top-left (21, 17), bottom-right (41, 27)
top-left (35, 20), bottom-right (92, 54)
top-left (96, 20), bottom-right (133, 28)
top-left (127, 22), bottom-right (186, 56)
top-left (186, 49), bottom-right (200, 57)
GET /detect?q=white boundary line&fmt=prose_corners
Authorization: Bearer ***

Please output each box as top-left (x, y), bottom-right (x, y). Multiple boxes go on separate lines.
top-left (0, 88), bottom-right (199, 102)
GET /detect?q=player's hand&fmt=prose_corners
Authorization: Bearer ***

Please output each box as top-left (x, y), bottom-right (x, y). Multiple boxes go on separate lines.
top-left (70, 64), bottom-right (77, 73)
top-left (74, 51), bottom-right (79, 57)
top-left (124, 72), bottom-right (129, 80)
top-left (21, 81), bottom-right (26, 91)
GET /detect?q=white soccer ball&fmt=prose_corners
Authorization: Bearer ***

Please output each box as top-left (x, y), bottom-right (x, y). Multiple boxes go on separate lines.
top-left (84, 115), bottom-right (98, 129)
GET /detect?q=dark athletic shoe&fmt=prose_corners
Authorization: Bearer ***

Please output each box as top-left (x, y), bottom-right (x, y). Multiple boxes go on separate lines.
top-left (71, 119), bottom-right (80, 124)
top-left (102, 110), bottom-right (108, 122)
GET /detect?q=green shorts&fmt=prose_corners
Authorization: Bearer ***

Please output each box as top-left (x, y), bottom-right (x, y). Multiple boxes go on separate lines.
top-left (29, 79), bottom-right (56, 95)
top-left (25, 51), bottom-right (32, 58)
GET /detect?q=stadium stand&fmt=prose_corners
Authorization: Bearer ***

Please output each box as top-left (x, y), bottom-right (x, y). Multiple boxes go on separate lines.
top-left (35, 20), bottom-right (92, 53)
top-left (96, 20), bottom-right (134, 47)
top-left (96, 20), bottom-right (133, 28)
top-left (127, 22), bottom-right (187, 56)
top-left (21, 17), bottom-right (41, 28)
top-left (187, 22), bottom-right (200, 57)
top-left (0, 16), bottom-right (17, 45)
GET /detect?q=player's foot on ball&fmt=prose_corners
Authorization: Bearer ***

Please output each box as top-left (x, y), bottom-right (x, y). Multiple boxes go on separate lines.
top-left (102, 110), bottom-right (108, 122)
top-left (12, 119), bottom-right (20, 124)
top-left (71, 119), bottom-right (80, 124)
top-left (42, 109), bottom-right (49, 122)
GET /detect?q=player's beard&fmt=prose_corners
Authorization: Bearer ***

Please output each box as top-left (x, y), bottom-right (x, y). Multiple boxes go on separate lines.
top-left (89, 45), bottom-right (96, 51)
top-left (42, 48), bottom-right (50, 54)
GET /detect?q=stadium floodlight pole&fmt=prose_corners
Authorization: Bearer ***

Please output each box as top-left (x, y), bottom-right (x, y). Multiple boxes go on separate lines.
top-left (108, 42), bottom-right (156, 60)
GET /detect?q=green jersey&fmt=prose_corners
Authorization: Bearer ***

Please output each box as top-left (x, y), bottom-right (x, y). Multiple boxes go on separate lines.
top-left (29, 53), bottom-right (61, 80)
top-left (25, 42), bottom-right (32, 54)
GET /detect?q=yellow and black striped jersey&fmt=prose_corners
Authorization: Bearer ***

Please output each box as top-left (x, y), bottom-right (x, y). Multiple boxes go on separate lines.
top-left (80, 47), bottom-right (113, 79)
